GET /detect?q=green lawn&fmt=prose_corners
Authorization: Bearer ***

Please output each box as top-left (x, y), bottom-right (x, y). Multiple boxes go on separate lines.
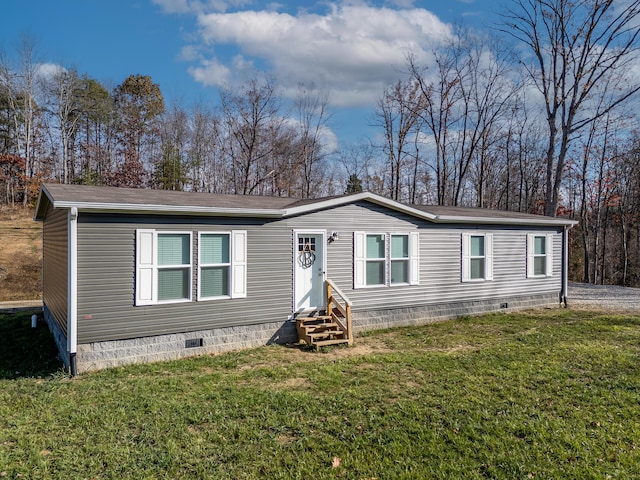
top-left (1, 310), bottom-right (639, 479)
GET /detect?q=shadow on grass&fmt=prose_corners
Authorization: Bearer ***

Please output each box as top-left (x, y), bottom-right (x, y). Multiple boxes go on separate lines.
top-left (0, 312), bottom-right (64, 379)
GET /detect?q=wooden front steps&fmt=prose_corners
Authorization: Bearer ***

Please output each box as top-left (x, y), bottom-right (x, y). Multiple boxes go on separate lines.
top-left (295, 279), bottom-right (354, 349)
top-left (295, 314), bottom-right (350, 348)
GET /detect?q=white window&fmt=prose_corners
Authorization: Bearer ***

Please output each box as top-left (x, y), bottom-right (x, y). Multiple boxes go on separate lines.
top-left (198, 231), bottom-right (247, 299)
top-left (199, 233), bottom-right (231, 299)
top-left (354, 232), bottom-right (419, 288)
top-left (462, 233), bottom-right (493, 282)
top-left (527, 234), bottom-right (554, 277)
top-left (390, 235), bottom-right (409, 284)
top-left (135, 229), bottom-right (247, 306)
top-left (366, 233), bottom-right (386, 286)
top-left (136, 230), bottom-right (192, 305)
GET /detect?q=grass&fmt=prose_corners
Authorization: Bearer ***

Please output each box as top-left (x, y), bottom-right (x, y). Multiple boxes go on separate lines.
top-left (1, 309), bottom-right (640, 478)
top-left (0, 206), bottom-right (41, 301)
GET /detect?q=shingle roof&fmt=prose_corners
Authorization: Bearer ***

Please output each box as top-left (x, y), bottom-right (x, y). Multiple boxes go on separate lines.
top-left (35, 183), bottom-right (576, 227)
top-left (411, 204), bottom-right (554, 222)
top-left (39, 183), bottom-right (298, 210)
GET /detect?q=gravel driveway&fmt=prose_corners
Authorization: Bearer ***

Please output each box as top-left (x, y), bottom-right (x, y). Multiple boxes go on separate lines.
top-left (569, 282), bottom-right (640, 313)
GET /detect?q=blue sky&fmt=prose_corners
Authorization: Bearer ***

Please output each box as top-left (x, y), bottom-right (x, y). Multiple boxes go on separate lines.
top-left (2, 0), bottom-right (501, 147)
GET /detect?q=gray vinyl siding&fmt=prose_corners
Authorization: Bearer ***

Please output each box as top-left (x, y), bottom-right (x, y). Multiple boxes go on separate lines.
top-left (76, 214), bottom-right (293, 343)
top-left (288, 202), bottom-right (561, 311)
top-left (42, 206), bottom-right (68, 336)
top-left (74, 201), bottom-right (562, 344)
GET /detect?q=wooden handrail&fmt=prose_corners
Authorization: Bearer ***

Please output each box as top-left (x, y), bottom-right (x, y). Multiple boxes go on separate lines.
top-left (326, 279), bottom-right (352, 306)
top-left (326, 279), bottom-right (353, 345)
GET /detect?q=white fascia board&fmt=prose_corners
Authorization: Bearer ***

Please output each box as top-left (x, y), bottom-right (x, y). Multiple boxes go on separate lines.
top-left (282, 192), bottom-right (371, 217)
top-left (52, 201), bottom-right (285, 218)
top-left (364, 195), bottom-right (439, 221)
top-left (34, 188), bottom-right (53, 221)
top-left (433, 215), bottom-right (578, 227)
top-left (282, 192), bottom-right (439, 221)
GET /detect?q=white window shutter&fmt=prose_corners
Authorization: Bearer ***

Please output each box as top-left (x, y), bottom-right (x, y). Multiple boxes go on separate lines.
top-left (485, 234), bottom-right (494, 281)
top-left (231, 230), bottom-right (247, 298)
top-left (136, 229), bottom-right (155, 305)
top-left (354, 232), bottom-right (366, 288)
top-left (461, 233), bottom-right (471, 282)
top-left (409, 232), bottom-right (420, 285)
top-left (526, 233), bottom-right (535, 278)
top-left (546, 233), bottom-right (554, 277)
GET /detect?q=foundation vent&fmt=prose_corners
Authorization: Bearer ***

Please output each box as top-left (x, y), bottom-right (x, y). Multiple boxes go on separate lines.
top-left (185, 338), bottom-right (204, 348)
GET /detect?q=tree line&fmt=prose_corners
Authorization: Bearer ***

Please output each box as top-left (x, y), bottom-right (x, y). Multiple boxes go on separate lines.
top-left (2, 0), bottom-right (640, 287)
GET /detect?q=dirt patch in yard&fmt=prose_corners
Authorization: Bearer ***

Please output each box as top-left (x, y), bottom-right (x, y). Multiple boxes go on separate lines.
top-left (0, 206), bottom-right (41, 301)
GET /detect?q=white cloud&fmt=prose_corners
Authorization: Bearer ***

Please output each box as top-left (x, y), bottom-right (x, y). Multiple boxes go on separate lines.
top-left (188, 3), bottom-right (452, 107)
top-left (36, 63), bottom-right (66, 79)
top-left (178, 45), bottom-right (201, 62)
top-left (152, 0), bottom-right (194, 14)
top-left (153, 0), bottom-right (251, 14)
top-left (188, 57), bottom-right (232, 86)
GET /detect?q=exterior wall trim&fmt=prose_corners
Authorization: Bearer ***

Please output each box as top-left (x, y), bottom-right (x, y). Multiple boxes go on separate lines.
top-left (67, 207), bottom-right (78, 374)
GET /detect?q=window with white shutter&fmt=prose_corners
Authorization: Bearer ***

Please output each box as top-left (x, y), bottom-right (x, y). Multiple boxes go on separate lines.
top-left (135, 229), bottom-right (247, 305)
top-left (462, 233), bottom-right (493, 282)
top-left (136, 230), bottom-right (192, 305)
top-left (527, 233), bottom-right (554, 277)
top-left (353, 232), bottom-right (420, 288)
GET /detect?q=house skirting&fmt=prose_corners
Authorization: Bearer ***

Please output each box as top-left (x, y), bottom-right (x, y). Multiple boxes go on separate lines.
top-left (54, 292), bottom-right (557, 373)
top-left (75, 320), bottom-right (298, 373)
top-left (352, 292), bottom-right (559, 332)
top-left (43, 303), bottom-right (70, 370)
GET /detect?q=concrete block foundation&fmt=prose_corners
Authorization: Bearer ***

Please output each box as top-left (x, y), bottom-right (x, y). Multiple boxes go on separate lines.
top-left (48, 293), bottom-right (559, 373)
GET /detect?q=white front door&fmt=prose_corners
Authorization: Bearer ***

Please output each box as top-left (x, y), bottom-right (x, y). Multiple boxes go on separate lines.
top-left (294, 231), bottom-right (325, 311)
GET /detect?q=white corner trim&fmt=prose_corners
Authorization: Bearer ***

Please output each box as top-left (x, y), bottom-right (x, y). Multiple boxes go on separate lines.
top-left (67, 207), bottom-right (78, 355)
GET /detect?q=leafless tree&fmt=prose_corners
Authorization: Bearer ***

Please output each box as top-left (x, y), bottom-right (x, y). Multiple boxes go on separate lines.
top-left (188, 101), bottom-right (223, 193)
top-left (42, 68), bottom-right (84, 183)
top-left (220, 76), bottom-right (293, 195)
top-left (374, 78), bottom-right (423, 202)
top-left (0, 35), bottom-right (43, 201)
top-left (502, 0), bottom-right (640, 216)
top-left (408, 30), bottom-right (516, 206)
top-left (292, 85), bottom-right (332, 199)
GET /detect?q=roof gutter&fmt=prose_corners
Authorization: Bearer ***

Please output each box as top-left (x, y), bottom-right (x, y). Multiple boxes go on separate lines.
top-left (52, 201), bottom-right (285, 218)
top-left (432, 214), bottom-right (577, 227)
top-left (560, 222), bottom-right (576, 307)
